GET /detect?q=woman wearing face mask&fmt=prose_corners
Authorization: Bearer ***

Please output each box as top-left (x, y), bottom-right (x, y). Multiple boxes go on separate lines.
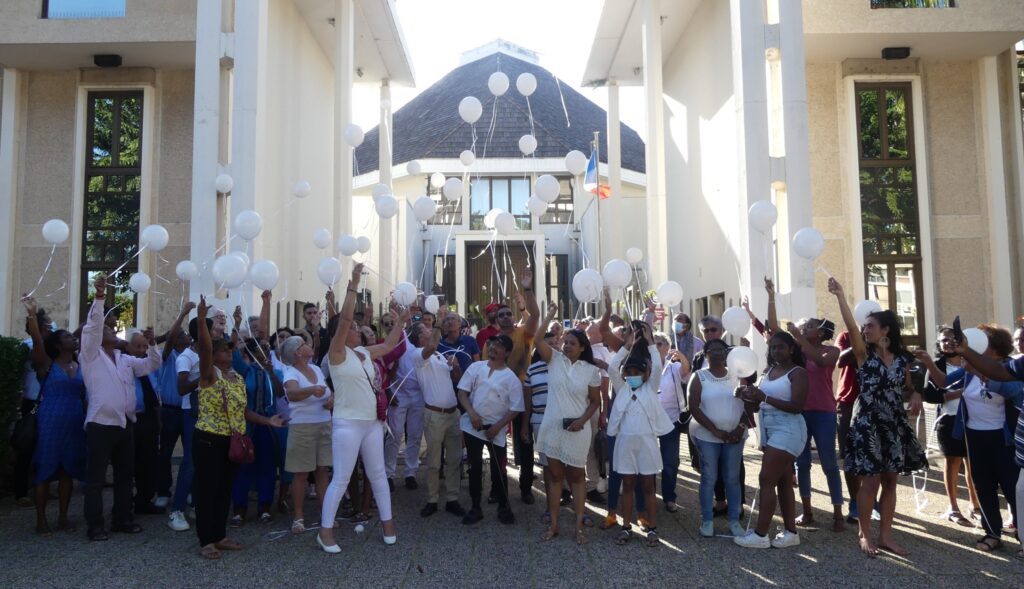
top-left (606, 323), bottom-right (674, 547)
top-left (734, 331), bottom-right (808, 549)
top-left (827, 278), bottom-right (925, 557)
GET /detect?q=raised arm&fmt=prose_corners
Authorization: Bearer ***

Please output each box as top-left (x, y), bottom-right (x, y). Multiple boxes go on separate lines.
top-left (22, 297), bottom-right (51, 377)
top-left (599, 288), bottom-right (624, 350)
top-left (521, 268), bottom-right (540, 337)
top-left (163, 302), bottom-right (195, 360)
top-left (958, 343), bottom-right (1017, 382)
top-left (421, 326), bottom-right (442, 360)
top-left (367, 308), bottom-right (411, 360)
top-left (533, 302), bottom-right (558, 363)
top-left (328, 263), bottom-right (363, 366)
top-left (196, 296), bottom-right (216, 387)
top-left (80, 274), bottom-right (108, 362)
top-left (259, 290), bottom-right (272, 341)
top-left (828, 278), bottom-right (867, 366)
top-left (764, 277), bottom-right (780, 335)
top-left (786, 322), bottom-right (839, 368)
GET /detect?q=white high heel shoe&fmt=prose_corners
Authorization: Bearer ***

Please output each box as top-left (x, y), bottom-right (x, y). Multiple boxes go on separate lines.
top-left (383, 534), bottom-right (397, 545)
top-left (316, 532), bottom-right (341, 554)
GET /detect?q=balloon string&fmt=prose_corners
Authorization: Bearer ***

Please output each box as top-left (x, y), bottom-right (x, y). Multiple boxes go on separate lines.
top-left (482, 96), bottom-right (499, 160)
top-left (38, 282), bottom-right (68, 300)
top-left (526, 96), bottom-right (535, 137)
top-left (553, 73), bottom-right (571, 128)
top-left (24, 244), bottom-right (58, 298)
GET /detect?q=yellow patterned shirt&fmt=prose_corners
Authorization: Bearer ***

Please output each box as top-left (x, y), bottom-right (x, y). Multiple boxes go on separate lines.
top-left (196, 376), bottom-right (247, 436)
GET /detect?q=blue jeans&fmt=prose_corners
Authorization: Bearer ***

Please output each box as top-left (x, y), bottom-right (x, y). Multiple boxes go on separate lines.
top-left (695, 437), bottom-right (743, 522)
top-left (796, 410), bottom-right (844, 505)
top-left (606, 435), bottom-right (645, 513)
top-left (172, 413), bottom-right (196, 512)
top-left (232, 425), bottom-right (278, 510)
top-left (659, 423), bottom-right (682, 503)
top-left (157, 406), bottom-right (184, 498)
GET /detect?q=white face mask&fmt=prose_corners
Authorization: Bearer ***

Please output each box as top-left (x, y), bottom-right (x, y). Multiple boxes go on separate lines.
top-left (673, 321), bottom-right (685, 334)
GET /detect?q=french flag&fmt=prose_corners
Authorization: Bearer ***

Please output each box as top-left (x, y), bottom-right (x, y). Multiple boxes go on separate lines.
top-left (583, 149), bottom-right (611, 199)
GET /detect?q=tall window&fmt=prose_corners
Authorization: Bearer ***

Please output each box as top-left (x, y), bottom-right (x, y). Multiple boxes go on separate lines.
top-left (426, 178), bottom-right (462, 225)
top-left (81, 91), bottom-right (143, 326)
top-left (545, 254), bottom-right (569, 316)
top-left (540, 179), bottom-right (574, 224)
top-left (433, 255), bottom-right (456, 308)
top-left (856, 82), bottom-right (924, 345)
top-left (43, 0), bottom-right (126, 19)
top-left (469, 177), bottom-right (531, 230)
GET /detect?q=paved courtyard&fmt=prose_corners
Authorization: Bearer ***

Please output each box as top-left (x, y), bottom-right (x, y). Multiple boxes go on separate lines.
top-left (1, 444), bottom-right (1021, 589)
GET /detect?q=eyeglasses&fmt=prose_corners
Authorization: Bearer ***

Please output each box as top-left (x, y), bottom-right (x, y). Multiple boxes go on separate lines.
top-left (656, 342), bottom-right (669, 347)
top-left (497, 311), bottom-right (513, 318)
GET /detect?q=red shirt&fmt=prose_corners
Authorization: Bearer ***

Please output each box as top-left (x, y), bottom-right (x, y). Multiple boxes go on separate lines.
top-left (835, 331), bottom-right (859, 404)
top-left (475, 325), bottom-right (500, 351)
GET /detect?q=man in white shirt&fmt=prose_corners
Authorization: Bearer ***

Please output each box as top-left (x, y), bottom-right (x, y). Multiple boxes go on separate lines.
top-left (412, 322), bottom-right (465, 518)
top-left (385, 335), bottom-right (426, 491)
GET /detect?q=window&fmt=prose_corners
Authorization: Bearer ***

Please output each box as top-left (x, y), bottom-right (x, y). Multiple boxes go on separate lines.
top-left (433, 255), bottom-right (456, 308)
top-left (469, 177), bottom-right (531, 230)
top-left (870, 0), bottom-right (954, 8)
top-left (43, 0), bottom-right (126, 19)
top-left (426, 178), bottom-right (462, 225)
top-left (545, 254), bottom-right (569, 317)
top-left (856, 82), bottom-right (924, 345)
top-left (81, 91), bottom-right (143, 327)
top-left (540, 179), bottom-right (574, 224)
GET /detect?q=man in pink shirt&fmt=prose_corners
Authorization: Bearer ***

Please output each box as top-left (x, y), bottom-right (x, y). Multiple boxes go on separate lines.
top-left (80, 275), bottom-right (162, 541)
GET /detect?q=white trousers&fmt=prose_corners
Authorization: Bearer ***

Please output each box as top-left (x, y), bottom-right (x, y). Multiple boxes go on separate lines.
top-left (384, 399), bottom-right (424, 478)
top-left (321, 418), bottom-right (392, 527)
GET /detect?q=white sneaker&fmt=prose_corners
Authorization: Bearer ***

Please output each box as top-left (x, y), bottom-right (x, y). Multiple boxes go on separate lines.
top-left (154, 496), bottom-right (169, 509)
top-left (167, 511), bottom-right (190, 531)
top-left (596, 477), bottom-right (608, 494)
top-left (771, 528), bottom-right (800, 548)
top-left (733, 530), bottom-right (771, 548)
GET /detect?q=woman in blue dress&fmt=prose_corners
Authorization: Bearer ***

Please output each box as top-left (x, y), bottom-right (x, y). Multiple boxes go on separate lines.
top-left (23, 296), bottom-right (87, 535)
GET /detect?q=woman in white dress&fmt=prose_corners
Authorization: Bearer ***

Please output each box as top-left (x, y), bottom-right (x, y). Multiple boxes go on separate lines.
top-left (534, 303), bottom-right (602, 544)
top-left (606, 322), bottom-right (675, 547)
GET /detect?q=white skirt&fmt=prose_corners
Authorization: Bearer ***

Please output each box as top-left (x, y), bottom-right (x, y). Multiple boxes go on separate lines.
top-left (612, 433), bottom-right (663, 476)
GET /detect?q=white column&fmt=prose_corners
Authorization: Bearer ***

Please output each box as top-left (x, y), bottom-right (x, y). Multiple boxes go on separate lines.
top-left (334, 0), bottom-right (355, 242)
top-left (188, 0), bottom-right (224, 301)
top-left (378, 79), bottom-right (394, 292)
top-left (978, 55), bottom-right (1014, 325)
top-left (605, 78), bottom-right (623, 263)
top-left (641, 0), bottom-right (668, 286)
top-left (0, 68), bottom-right (24, 334)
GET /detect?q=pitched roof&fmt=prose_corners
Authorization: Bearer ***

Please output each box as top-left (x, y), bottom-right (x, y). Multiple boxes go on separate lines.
top-left (353, 52), bottom-right (646, 175)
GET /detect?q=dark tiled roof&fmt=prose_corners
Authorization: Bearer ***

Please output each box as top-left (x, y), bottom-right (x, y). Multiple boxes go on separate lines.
top-left (354, 52), bottom-right (646, 175)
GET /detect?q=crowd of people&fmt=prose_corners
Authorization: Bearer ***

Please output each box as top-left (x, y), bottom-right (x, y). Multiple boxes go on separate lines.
top-left (9, 265), bottom-right (1024, 560)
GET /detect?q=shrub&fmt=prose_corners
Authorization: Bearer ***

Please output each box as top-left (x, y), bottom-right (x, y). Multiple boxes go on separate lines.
top-left (0, 336), bottom-right (27, 493)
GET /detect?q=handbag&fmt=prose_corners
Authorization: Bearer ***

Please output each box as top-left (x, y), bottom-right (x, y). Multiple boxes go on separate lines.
top-left (220, 382), bottom-right (254, 464)
top-left (356, 351), bottom-right (389, 422)
top-left (11, 370), bottom-right (50, 454)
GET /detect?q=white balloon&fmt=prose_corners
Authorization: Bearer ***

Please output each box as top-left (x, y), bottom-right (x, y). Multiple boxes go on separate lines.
top-left (852, 300), bottom-right (883, 325)
top-left (527, 195), bottom-right (549, 217)
top-left (312, 228), bottom-right (332, 250)
top-left (626, 248), bottom-right (644, 265)
top-left (372, 183), bottom-right (390, 198)
top-left (458, 96), bottom-right (483, 124)
top-left (140, 224), bottom-right (169, 251)
top-left (41, 219), bottom-right (70, 244)
top-left (518, 134), bottom-right (537, 156)
top-left (293, 180), bottom-right (312, 199)
top-left (229, 251), bottom-right (250, 271)
top-left (722, 306), bottom-right (752, 337)
top-left (424, 294), bottom-right (440, 314)
top-left (412, 196), bottom-right (437, 223)
top-left (406, 160), bottom-right (422, 175)
top-left (727, 346), bottom-right (759, 377)
top-left (516, 72), bottom-right (537, 96)
top-left (215, 173), bottom-right (234, 193)
top-left (317, 257), bottom-right (342, 287)
top-left (212, 255), bottom-right (248, 288)
top-left (792, 227), bottom-right (825, 260)
top-left (656, 281), bottom-right (684, 307)
top-left (175, 260), bottom-right (198, 282)
top-left (564, 150), bottom-right (588, 176)
top-left (128, 272), bottom-right (151, 294)
top-left (534, 174), bottom-right (560, 203)
top-left (602, 259), bottom-right (632, 289)
top-left (572, 268), bottom-right (604, 303)
top-left (249, 260), bottom-right (280, 291)
top-left (430, 172), bottom-right (446, 189)
top-left (459, 150), bottom-right (475, 167)
top-left (494, 211), bottom-right (517, 235)
top-left (963, 327), bottom-right (989, 355)
top-left (488, 71), bottom-right (509, 96)
top-left (344, 123), bottom-right (364, 148)
top-left (356, 236), bottom-right (371, 254)
top-left (748, 201), bottom-right (778, 233)
top-left (394, 282), bottom-right (418, 307)
top-left (233, 209), bottom-right (262, 241)
top-left (484, 208), bottom-right (503, 230)
top-left (442, 177), bottom-right (464, 202)
top-left (374, 194), bottom-right (399, 219)
top-left (337, 234), bottom-right (359, 256)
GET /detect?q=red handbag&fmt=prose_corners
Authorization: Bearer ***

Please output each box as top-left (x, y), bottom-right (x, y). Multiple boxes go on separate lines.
top-left (220, 384), bottom-right (255, 464)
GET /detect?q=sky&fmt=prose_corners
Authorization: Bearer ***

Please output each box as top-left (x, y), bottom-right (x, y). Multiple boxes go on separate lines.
top-left (351, 0), bottom-right (647, 141)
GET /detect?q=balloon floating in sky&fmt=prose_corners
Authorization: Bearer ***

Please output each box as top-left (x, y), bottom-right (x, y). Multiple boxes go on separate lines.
top-left (42, 219), bottom-right (70, 244)
top-left (344, 123), bottom-right (364, 148)
top-left (458, 96), bottom-right (483, 124)
top-left (516, 72), bottom-right (537, 97)
top-left (564, 150), bottom-right (588, 177)
top-left (488, 72), bottom-right (509, 96)
top-left (140, 224), bottom-right (169, 251)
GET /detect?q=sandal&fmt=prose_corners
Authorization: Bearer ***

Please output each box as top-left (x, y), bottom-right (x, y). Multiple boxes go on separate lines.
top-left (575, 528), bottom-right (588, 545)
top-left (599, 514), bottom-right (619, 530)
top-left (541, 511), bottom-right (552, 525)
top-left (614, 528), bottom-right (633, 545)
top-left (645, 528), bottom-right (660, 548)
top-left (975, 535), bottom-right (1002, 552)
top-left (946, 511), bottom-right (971, 527)
top-left (291, 518), bottom-right (305, 534)
top-left (539, 528), bottom-right (559, 542)
top-left (581, 514), bottom-right (595, 528)
top-left (199, 545), bottom-right (222, 560)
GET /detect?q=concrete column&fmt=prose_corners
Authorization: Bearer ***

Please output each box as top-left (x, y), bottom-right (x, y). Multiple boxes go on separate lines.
top-left (378, 79), bottom-right (394, 292)
top-left (188, 0), bottom-right (224, 301)
top-left (334, 0), bottom-right (355, 241)
top-left (0, 68), bottom-right (24, 334)
top-left (605, 79), bottom-right (623, 264)
top-left (641, 0), bottom-right (668, 287)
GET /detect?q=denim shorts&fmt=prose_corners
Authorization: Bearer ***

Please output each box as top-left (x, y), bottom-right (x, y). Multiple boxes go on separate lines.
top-left (759, 405), bottom-right (807, 457)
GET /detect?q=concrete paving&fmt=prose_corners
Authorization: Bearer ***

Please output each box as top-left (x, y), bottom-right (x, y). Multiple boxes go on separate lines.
top-left (1, 444), bottom-right (1020, 588)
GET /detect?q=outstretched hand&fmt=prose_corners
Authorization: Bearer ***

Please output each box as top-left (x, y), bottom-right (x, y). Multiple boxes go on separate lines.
top-left (827, 277), bottom-right (843, 297)
top-left (197, 295), bottom-right (209, 318)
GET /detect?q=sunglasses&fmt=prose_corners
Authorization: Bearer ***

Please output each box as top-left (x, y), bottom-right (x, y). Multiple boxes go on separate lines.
top-left (497, 311), bottom-right (513, 318)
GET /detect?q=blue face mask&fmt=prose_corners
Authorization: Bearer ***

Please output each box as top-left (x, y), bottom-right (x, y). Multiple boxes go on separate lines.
top-left (625, 375), bottom-right (644, 390)
top-left (673, 321), bottom-right (685, 334)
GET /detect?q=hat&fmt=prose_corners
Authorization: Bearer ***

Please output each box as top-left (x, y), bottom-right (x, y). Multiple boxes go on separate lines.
top-left (485, 303), bottom-right (501, 316)
top-left (488, 334), bottom-right (514, 351)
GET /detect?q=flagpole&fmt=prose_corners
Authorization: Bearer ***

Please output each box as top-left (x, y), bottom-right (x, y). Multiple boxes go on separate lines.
top-left (592, 131), bottom-right (602, 273)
